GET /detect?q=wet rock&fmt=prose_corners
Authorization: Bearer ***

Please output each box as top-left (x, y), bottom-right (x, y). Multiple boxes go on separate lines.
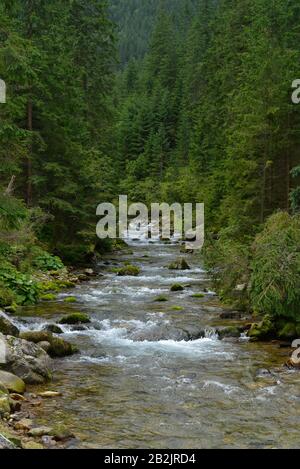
top-left (59, 313), bottom-right (90, 325)
top-left (41, 435), bottom-right (57, 448)
top-left (170, 284), bottom-right (184, 292)
top-left (0, 382), bottom-right (8, 394)
top-left (217, 326), bottom-right (242, 339)
top-left (38, 341), bottom-right (51, 353)
top-left (248, 315), bottom-right (276, 341)
top-left (168, 258), bottom-right (190, 270)
top-left (50, 424), bottom-right (74, 441)
top-left (43, 324), bottom-right (63, 334)
top-left (277, 322), bottom-right (300, 341)
top-left (22, 441), bottom-right (44, 449)
top-left (117, 265), bottom-right (140, 276)
top-left (20, 331), bottom-right (78, 358)
top-left (84, 268), bottom-right (96, 277)
top-left (0, 370), bottom-right (26, 393)
top-left (14, 418), bottom-right (32, 432)
top-left (63, 296), bottom-right (77, 303)
top-left (28, 426), bottom-right (53, 437)
top-left (71, 325), bottom-right (88, 331)
top-left (10, 393), bottom-right (27, 402)
top-left (0, 312), bottom-right (19, 337)
top-left (154, 295), bottom-right (168, 302)
top-left (1, 333), bottom-right (52, 384)
top-left (9, 399), bottom-right (22, 413)
top-left (220, 311), bottom-right (243, 320)
top-left (0, 395), bottom-right (11, 416)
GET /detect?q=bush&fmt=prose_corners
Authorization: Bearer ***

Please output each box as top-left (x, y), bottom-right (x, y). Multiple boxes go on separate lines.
top-left (204, 235), bottom-right (251, 308)
top-left (33, 252), bottom-right (64, 271)
top-left (0, 265), bottom-right (39, 305)
top-left (250, 212), bottom-right (300, 321)
top-left (0, 281), bottom-right (16, 307)
top-left (117, 265), bottom-right (140, 276)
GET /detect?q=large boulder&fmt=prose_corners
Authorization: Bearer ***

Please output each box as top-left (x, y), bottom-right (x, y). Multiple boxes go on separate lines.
top-left (0, 370), bottom-right (25, 393)
top-left (20, 331), bottom-right (78, 358)
top-left (0, 313), bottom-right (19, 337)
top-left (59, 313), bottom-right (90, 325)
top-left (0, 333), bottom-right (52, 384)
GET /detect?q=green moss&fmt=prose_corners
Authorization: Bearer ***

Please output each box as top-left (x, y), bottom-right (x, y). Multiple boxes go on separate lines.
top-left (218, 326), bottom-right (241, 339)
top-left (154, 295), bottom-right (168, 302)
top-left (191, 293), bottom-right (205, 298)
top-left (37, 279), bottom-right (76, 293)
top-left (117, 265), bottom-right (140, 276)
top-left (170, 284), bottom-right (184, 292)
top-left (4, 303), bottom-right (18, 314)
top-left (0, 283), bottom-right (16, 307)
top-left (59, 313), bottom-right (91, 325)
top-left (40, 293), bottom-right (57, 301)
top-left (248, 315), bottom-right (276, 341)
top-left (20, 331), bottom-right (78, 357)
top-left (277, 322), bottom-right (299, 340)
top-left (171, 306), bottom-right (184, 311)
top-left (63, 296), bottom-right (77, 303)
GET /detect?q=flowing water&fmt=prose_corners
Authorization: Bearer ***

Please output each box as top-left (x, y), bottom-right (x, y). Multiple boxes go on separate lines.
top-left (17, 240), bottom-right (300, 449)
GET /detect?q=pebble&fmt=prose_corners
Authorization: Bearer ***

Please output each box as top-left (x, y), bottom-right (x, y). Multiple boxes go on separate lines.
top-left (14, 418), bottom-right (33, 431)
top-left (28, 426), bottom-right (53, 437)
top-left (38, 391), bottom-right (62, 398)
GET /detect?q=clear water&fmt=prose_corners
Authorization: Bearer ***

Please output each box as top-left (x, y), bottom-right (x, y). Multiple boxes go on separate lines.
top-left (18, 242), bottom-right (300, 449)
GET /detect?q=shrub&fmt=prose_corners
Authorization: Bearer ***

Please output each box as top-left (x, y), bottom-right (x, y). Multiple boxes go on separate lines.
top-left (250, 212), bottom-right (300, 321)
top-left (33, 252), bottom-right (64, 271)
top-left (204, 235), bottom-right (251, 308)
top-left (0, 265), bottom-right (39, 305)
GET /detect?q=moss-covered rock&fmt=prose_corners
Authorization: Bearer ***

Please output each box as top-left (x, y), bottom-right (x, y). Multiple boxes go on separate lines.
top-left (0, 313), bottom-right (19, 337)
top-left (191, 293), bottom-right (205, 298)
top-left (218, 326), bottom-right (242, 339)
top-left (20, 331), bottom-right (78, 358)
top-left (58, 313), bottom-right (90, 325)
top-left (117, 265), bottom-right (140, 276)
top-left (40, 293), bottom-right (57, 301)
top-left (43, 324), bottom-right (63, 334)
top-left (37, 279), bottom-right (76, 293)
top-left (248, 315), bottom-right (276, 340)
top-left (170, 284), bottom-right (184, 292)
top-left (171, 306), bottom-right (184, 311)
top-left (63, 296), bottom-right (77, 303)
top-left (154, 295), bottom-right (168, 302)
top-left (0, 371), bottom-right (26, 394)
top-left (0, 395), bottom-right (11, 416)
top-left (168, 258), bottom-right (190, 270)
top-left (277, 322), bottom-right (300, 340)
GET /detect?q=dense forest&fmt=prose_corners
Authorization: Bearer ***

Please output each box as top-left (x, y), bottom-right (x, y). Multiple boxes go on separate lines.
top-left (109, 0), bottom-right (198, 65)
top-left (0, 0), bottom-right (300, 337)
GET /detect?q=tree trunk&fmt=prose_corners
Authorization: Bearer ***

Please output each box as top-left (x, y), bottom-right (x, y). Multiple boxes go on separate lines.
top-left (26, 99), bottom-right (33, 206)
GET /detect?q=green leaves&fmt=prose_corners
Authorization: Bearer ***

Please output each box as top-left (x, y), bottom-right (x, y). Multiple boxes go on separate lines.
top-left (250, 212), bottom-right (300, 320)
